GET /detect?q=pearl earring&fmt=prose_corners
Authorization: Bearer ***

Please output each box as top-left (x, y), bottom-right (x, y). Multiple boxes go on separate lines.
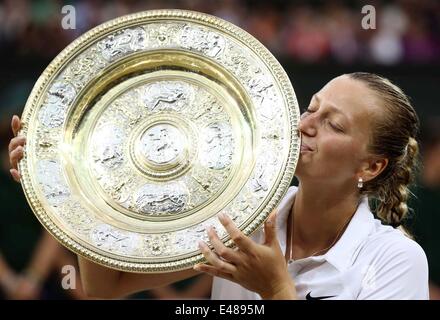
top-left (357, 177), bottom-right (363, 189)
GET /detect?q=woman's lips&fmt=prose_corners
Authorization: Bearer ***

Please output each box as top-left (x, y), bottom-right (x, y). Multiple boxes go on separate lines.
top-left (300, 142), bottom-right (314, 153)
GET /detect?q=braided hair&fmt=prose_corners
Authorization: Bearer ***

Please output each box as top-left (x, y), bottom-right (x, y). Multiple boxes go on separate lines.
top-left (348, 72), bottom-right (420, 230)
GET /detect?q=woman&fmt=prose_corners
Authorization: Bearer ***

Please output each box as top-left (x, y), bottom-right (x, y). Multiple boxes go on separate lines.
top-left (8, 72), bottom-right (429, 300)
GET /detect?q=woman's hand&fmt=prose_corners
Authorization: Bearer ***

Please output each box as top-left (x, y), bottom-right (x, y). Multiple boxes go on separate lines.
top-left (9, 115), bottom-right (25, 182)
top-left (195, 210), bottom-right (297, 300)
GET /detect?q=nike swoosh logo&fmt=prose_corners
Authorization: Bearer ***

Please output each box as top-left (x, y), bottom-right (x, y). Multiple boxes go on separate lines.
top-left (305, 292), bottom-right (336, 300)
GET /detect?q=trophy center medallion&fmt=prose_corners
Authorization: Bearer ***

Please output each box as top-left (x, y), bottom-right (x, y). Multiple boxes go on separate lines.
top-left (140, 123), bottom-right (185, 166)
top-left (130, 117), bottom-right (194, 180)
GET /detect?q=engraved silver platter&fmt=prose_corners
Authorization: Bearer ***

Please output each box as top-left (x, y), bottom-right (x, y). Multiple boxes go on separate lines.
top-left (18, 10), bottom-right (301, 273)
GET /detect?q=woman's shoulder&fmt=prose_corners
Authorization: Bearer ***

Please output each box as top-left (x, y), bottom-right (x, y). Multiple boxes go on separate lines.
top-left (358, 220), bottom-right (428, 270)
top-left (354, 221), bottom-right (429, 299)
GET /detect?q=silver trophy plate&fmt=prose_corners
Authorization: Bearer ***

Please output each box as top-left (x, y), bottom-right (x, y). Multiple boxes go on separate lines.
top-left (18, 9), bottom-right (301, 273)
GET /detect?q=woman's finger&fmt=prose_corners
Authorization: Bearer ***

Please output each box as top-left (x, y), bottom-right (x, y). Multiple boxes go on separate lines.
top-left (206, 227), bottom-right (241, 264)
top-left (9, 146), bottom-right (24, 170)
top-left (10, 169), bottom-right (21, 182)
top-left (198, 241), bottom-right (237, 274)
top-left (263, 209), bottom-right (279, 247)
top-left (11, 115), bottom-right (21, 137)
top-left (8, 136), bottom-right (26, 154)
top-left (218, 213), bottom-right (253, 252)
top-left (193, 264), bottom-right (234, 282)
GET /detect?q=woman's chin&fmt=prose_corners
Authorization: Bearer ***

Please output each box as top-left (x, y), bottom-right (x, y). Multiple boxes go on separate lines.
top-left (295, 156), bottom-right (314, 176)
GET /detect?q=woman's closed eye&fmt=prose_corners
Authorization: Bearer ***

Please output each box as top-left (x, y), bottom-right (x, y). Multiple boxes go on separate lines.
top-left (302, 108), bottom-right (345, 133)
top-left (325, 119), bottom-right (344, 133)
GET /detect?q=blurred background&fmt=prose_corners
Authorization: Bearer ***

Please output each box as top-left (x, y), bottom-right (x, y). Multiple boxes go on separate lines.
top-left (0, 0), bottom-right (439, 299)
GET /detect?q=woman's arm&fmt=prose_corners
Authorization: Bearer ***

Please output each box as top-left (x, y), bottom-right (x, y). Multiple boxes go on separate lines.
top-left (78, 256), bottom-right (203, 298)
top-left (22, 231), bottom-right (63, 286)
top-left (10, 231), bottom-right (63, 300)
top-left (0, 253), bottom-right (18, 297)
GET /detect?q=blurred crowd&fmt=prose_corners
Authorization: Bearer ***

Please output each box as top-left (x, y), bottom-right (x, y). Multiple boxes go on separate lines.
top-left (0, 0), bottom-right (439, 300)
top-left (0, 0), bottom-right (439, 65)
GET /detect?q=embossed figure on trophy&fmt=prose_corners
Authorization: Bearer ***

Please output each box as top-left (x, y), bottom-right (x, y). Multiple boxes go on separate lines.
top-left (135, 184), bottom-right (188, 215)
top-left (181, 25), bottom-right (225, 58)
top-left (91, 225), bottom-right (138, 254)
top-left (98, 27), bottom-right (148, 61)
top-left (250, 165), bottom-right (269, 193)
top-left (100, 145), bottom-right (123, 165)
top-left (150, 90), bottom-right (183, 110)
top-left (92, 124), bottom-right (124, 169)
top-left (36, 160), bottom-right (70, 206)
top-left (111, 179), bottom-right (132, 204)
top-left (248, 77), bottom-right (273, 104)
top-left (145, 234), bottom-right (172, 256)
top-left (39, 81), bottom-right (76, 128)
top-left (140, 124), bottom-right (184, 164)
top-left (70, 57), bottom-right (95, 78)
top-left (200, 122), bottom-right (233, 170)
top-left (49, 81), bottom-right (76, 105)
top-left (143, 82), bottom-right (191, 112)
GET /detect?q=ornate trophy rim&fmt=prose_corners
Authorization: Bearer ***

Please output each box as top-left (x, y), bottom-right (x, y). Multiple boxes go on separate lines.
top-left (19, 9), bottom-right (300, 273)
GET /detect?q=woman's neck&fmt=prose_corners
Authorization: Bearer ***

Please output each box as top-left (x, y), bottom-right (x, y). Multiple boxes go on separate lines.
top-left (290, 181), bottom-right (360, 259)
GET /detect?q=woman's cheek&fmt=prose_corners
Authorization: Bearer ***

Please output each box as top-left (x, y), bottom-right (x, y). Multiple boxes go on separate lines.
top-left (320, 138), bottom-right (355, 165)
top-left (321, 137), bottom-right (346, 155)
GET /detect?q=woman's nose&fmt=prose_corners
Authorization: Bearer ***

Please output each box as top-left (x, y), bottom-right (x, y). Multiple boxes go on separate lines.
top-left (299, 113), bottom-right (317, 137)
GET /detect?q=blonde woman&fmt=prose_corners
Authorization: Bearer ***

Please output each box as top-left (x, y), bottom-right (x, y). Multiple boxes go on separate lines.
top-left (9, 72), bottom-right (428, 300)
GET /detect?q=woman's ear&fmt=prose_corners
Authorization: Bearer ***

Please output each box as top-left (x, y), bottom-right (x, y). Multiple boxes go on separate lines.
top-left (360, 157), bottom-right (389, 182)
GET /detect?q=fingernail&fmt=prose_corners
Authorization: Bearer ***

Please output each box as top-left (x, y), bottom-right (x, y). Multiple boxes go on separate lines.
top-left (10, 169), bottom-right (18, 181)
top-left (198, 240), bottom-right (205, 248)
top-left (193, 264), bottom-right (200, 271)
